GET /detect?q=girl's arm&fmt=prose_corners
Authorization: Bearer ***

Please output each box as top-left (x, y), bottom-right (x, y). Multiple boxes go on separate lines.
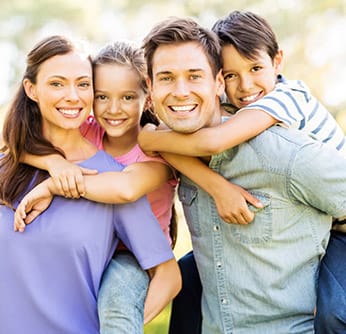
top-left (160, 153), bottom-right (263, 224)
top-left (14, 160), bottom-right (172, 230)
top-left (21, 153), bottom-right (97, 197)
top-left (144, 258), bottom-right (182, 324)
top-left (21, 153), bottom-right (172, 202)
top-left (138, 108), bottom-right (276, 156)
top-left (82, 161), bottom-right (172, 203)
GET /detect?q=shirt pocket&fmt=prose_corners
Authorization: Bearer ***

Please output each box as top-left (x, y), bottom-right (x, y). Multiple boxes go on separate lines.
top-left (229, 191), bottom-right (272, 244)
top-left (178, 184), bottom-right (202, 237)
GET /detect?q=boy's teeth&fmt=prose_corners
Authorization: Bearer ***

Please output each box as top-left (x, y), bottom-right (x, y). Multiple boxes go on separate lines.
top-left (241, 94), bottom-right (258, 102)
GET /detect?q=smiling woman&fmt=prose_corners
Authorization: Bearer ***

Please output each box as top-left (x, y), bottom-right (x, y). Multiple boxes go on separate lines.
top-left (0, 35), bottom-right (178, 334)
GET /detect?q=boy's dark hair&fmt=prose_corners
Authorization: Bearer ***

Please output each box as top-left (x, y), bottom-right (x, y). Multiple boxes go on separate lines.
top-left (212, 10), bottom-right (279, 61)
top-left (142, 16), bottom-right (222, 80)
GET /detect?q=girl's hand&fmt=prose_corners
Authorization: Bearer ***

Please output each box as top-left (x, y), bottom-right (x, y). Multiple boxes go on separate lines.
top-left (47, 157), bottom-right (98, 198)
top-left (14, 179), bottom-right (55, 232)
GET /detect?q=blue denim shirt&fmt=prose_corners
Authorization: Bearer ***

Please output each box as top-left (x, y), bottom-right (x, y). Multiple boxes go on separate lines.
top-left (178, 125), bottom-right (346, 334)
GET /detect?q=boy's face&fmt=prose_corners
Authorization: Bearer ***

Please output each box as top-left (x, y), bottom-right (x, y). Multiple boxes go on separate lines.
top-left (222, 44), bottom-right (283, 109)
top-left (148, 41), bottom-right (224, 133)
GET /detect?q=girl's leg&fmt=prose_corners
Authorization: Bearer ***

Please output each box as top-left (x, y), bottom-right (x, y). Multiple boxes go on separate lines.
top-left (98, 252), bottom-right (149, 334)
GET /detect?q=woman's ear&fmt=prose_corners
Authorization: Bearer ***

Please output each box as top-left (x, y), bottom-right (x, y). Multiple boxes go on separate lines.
top-left (23, 78), bottom-right (38, 102)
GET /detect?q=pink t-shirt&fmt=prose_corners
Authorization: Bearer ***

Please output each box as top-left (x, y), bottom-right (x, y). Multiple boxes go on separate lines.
top-left (80, 116), bottom-right (177, 244)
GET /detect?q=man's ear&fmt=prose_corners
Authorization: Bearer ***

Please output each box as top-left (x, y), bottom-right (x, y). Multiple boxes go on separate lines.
top-left (23, 78), bottom-right (38, 102)
top-left (215, 69), bottom-right (225, 98)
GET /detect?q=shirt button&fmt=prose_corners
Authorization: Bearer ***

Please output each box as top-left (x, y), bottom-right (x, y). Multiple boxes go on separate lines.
top-left (213, 225), bottom-right (220, 231)
top-left (221, 298), bottom-right (228, 305)
top-left (216, 261), bottom-right (222, 268)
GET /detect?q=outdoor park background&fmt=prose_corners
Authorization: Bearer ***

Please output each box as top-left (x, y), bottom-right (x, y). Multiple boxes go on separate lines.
top-left (0, 0), bottom-right (345, 333)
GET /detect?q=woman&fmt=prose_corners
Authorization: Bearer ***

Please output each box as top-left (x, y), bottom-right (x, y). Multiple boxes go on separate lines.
top-left (0, 35), bottom-right (180, 334)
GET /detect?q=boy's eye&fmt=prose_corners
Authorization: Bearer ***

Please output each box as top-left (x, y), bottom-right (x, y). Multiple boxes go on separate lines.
top-left (251, 66), bottom-right (262, 72)
top-left (224, 73), bottom-right (236, 80)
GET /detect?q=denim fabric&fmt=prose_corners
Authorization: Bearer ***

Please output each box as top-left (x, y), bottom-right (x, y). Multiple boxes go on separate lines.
top-left (315, 231), bottom-right (346, 333)
top-left (169, 251), bottom-right (202, 334)
top-left (178, 126), bottom-right (346, 334)
top-left (98, 252), bottom-right (149, 334)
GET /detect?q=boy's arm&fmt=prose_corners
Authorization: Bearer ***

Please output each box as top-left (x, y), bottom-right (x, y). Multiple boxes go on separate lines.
top-left (138, 109), bottom-right (276, 156)
top-left (144, 258), bottom-right (182, 324)
top-left (160, 153), bottom-right (263, 224)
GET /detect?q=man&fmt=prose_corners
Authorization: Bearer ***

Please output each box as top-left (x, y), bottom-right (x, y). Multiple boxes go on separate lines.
top-left (140, 17), bottom-right (346, 334)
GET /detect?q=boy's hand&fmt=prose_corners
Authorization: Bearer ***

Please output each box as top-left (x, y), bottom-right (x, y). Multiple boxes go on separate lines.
top-left (138, 123), bottom-right (160, 157)
top-left (14, 179), bottom-right (55, 232)
top-left (47, 157), bottom-right (97, 198)
top-left (212, 182), bottom-right (263, 224)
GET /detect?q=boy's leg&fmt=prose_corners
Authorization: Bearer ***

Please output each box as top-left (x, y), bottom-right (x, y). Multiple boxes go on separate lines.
top-left (169, 251), bottom-right (202, 334)
top-left (315, 231), bottom-right (346, 333)
top-left (98, 252), bottom-right (149, 334)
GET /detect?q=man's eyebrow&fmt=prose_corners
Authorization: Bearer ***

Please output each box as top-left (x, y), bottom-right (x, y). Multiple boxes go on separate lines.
top-left (155, 71), bottom-right (172, 76)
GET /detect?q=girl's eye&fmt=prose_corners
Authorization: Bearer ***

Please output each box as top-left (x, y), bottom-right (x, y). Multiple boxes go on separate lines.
top-left (95, 95), bottom-right (107, 101)
top-left (123, 95), bottom-right (135, 101)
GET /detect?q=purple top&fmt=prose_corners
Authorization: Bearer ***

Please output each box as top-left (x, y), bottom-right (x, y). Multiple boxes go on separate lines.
top-left (0, 150), bottom-right (173, 334)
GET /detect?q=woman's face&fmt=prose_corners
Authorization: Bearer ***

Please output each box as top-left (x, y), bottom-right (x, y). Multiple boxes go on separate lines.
top-left (93, 63), bottom-right (146, 139)
top-left (25, 51), bottom-right (93, 137)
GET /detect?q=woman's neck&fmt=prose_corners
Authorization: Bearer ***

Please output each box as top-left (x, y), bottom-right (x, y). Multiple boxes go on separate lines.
top-left (45, 129), bottom-right (97, 162)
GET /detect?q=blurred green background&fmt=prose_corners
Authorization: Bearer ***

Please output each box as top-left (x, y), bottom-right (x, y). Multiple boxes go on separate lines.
top-left (1, 0), bottom-right (345, 333)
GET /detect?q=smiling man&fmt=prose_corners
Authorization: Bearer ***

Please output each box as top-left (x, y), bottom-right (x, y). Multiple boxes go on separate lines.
top-left (140, 16), bottom-right (346, 334)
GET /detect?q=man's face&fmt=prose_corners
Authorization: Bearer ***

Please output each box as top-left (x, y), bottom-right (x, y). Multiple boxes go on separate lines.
top-left (148, 41), bottom-right (224, 133)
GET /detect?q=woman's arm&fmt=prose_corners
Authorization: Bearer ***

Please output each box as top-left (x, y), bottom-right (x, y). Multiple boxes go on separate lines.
top-left (138, 108), bottom-right (276, 156)
top-left (160, 153), bottom-right (263, 224)
top-left (144, 258), bottom-right (182, 324)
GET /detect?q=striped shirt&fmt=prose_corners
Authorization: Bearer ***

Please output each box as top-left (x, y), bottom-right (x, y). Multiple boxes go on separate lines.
top-left (244, 75), bottom-right (346, 157)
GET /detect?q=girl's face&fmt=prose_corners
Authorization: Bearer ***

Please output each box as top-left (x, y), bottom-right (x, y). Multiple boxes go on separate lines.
top-left (24, 51), bottom-right (93, 137)
top-left (93, 63), bottom-right (146, 139)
